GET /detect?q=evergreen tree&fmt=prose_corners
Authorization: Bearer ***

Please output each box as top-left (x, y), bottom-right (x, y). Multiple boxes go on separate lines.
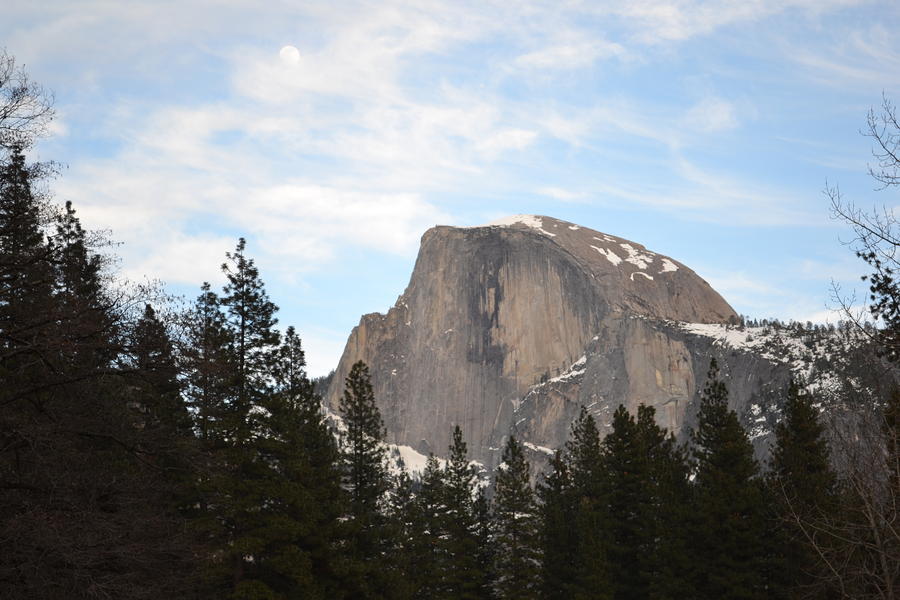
top-left (441, 425), bottom-right (487, 600)
top-left (188, 239), bottom-right (286, 597)
top-left (220, 237), bottom-right (280, 440)
top-left (129, 303), bottom-right (190, 433)
top-left (183, 282), bottom-right (232, 444)
top-left (691, 359), bottom-right (769, 600)
top-left (50, 200), bottom-right (115, 372)
top-left (635, 405), bottom-right (693, 600)
top-left (492, 435), bottom-right (541, 600)
top-left (386, 463), bottom-right (418, 600)
top-left (0, 62), bottom-right (204, 597)
top-left (241, 326), bottom-right (344, 600)
top-left (471, 488), bottom-right (494, 600)
top-left (0, 145), bottom-right (53, 404)
top-left (537, 449), bottom-right (579, 600)
top-left (603, 405), bottom-right (652, 600)
top-left (414, 454), bottom-right (448, 599)
top-left (566, 407), bottom-right (611, 600)
top-left (338, 360), bottom-right (392, 598)
top-left (769, 381), bottom-right (838, 599)
top-left (340, 360), bottom-right (389, 520)
top-left (602, 404), bottom-right (694, 600)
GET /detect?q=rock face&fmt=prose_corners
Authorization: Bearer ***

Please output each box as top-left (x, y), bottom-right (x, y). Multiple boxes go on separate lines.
top-left (326, 215), bottom-right (773, 467)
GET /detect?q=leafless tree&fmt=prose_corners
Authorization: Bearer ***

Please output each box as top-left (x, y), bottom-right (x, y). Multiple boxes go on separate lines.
top-left (867, 95), bottom-right (900, 189)
top-left (787, 95), bottom-right (900, 599)
top-left (0, 49), bottom-right (54, 151)
top-left (829, 94), bottom-right (900, 363)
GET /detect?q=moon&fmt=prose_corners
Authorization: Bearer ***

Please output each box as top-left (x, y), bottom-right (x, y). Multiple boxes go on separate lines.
top-left (279, 45), bottom-right (300, 65)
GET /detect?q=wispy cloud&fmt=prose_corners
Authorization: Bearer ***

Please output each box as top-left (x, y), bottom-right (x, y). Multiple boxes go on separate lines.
top-left (682, 97), bottom-right (738, 133)
top-left (515, 38), bottom-right (625, 70)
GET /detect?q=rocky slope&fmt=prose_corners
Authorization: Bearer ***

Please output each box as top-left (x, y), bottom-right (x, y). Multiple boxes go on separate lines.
top-left (326, 215), bottom-right (798, 468)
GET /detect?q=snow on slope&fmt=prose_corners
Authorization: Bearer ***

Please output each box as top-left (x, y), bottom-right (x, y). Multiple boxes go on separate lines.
top-left (676, 321), bottom-right (856, 396)
top-left (327, 407), bottom-right (485, 477)
top-left (484, 214), bottom-right (557, 237)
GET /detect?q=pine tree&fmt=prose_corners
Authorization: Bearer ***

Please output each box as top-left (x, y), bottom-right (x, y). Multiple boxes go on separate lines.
top-left (441, 425), bottom-right (487, 600)
top-left (220, 237), bottom-right (280, 441)
top-left (492, 435), bottom-right (541, 600)
top-left (0, 145), bottom-right (53, 404)
top-left (600, 404), bottom-right (694, 600)
top-left (128, 303), bottom-right (190, 434)
top-left (386, 463), bottom-right (418, 600)
top-left (566, 407), bottom-right (611, 600)
top-left (50, 200), bottom-right (115, 372)
top-left (472, 488), bottom-right (494, 600)
top-left (188, 239), bottom-right (286, 597)
top-left (635, 405), bottom-right (693, 600)
top-left (0, 65), bottom-right (205, 597)
top-left (769, 381), bottom-right (838, 598)
top-left (340, 360), bottom-right (389, 520)
top-left (183, 282), bottom-right (232, 444)
top-left (537, 449), bottom-right (579, 600)
top-left (603, 405), bottom-right (652, 600)
top-left (414, 454), bottom-right (448, 599)
top-left (244, 326), bottom-right (344, 599)
top-left (691, 359), bottom-right (768, 600)
top-left (338, 360), bottom-right (392, 599)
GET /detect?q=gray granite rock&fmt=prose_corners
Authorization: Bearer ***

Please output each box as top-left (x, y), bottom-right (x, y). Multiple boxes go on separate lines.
top-left (326, 215), bottom-right (791, 468)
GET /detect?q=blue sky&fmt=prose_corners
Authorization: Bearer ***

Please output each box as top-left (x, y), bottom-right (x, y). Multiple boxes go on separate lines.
top-left (4, 0), bottom-right (900, 375)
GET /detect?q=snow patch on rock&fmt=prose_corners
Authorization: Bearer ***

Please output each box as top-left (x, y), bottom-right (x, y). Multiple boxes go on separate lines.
top-left (660, 259), bottom-right (678, 273)
top-left (485, 214), bottom-right (557, 237)
top-left (591, 245), bottom-right (622, 266)
top-left (391, 444), bottom-right (439, 474)
top-left (675, 322), bottom-right (855, 396)
top-left (523, 441), bottom-right (555, 456)
top-left (547, 355), bottom-right (587, 384)
top-left (631, 271), bottom-right (654, 281)
top-left (619, 243), bottom-right (655, 269)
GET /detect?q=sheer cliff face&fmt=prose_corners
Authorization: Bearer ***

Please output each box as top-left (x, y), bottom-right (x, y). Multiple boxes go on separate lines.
top-left (326, 215), bottom-right (739, 464)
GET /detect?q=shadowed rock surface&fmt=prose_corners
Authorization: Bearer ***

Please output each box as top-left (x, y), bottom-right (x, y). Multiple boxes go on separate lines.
top-left (325, 215), bottom-right (788, 468)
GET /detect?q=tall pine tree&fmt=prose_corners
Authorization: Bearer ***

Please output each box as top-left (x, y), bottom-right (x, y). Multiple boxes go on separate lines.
top-left (441, 425), bottom-right (488, 600)
top-left (635, 405), bottom-right (693, 600)
top-left (691, 359), bottom-right (768, 600)
top-left (769, 381), bottom-right (838, 600)
top-left (339, 360), bottom-right (393, 599)
top-left (220, 237), bottom-right (280, 441)
top-left (243, 326), bottom-right (344, 599)
top-left (538, 448), bottom-right (579, 600)
top-left (603, 405), bottom-right (652, 600)
top-left (413, 454), bottom-right (448, 599)
top-left (192, 238), bottom-right (285, 597)
top-left (492, 435), bottom-right (541, 600)
top-left (566, 407), bottom-right (611, 600)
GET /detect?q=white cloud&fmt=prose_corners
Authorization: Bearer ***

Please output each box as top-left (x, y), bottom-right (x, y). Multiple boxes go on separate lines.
top-left (123, 234), bottom-right (235, 286)
top-left (608, 0), bottom-right (863, 43)
top-left (787, 23), bottom-right (900, 90)
top-left (515, 39), bottom-right (625, 70)
top-left (299, 329), bottom-right (349, 377)
top-left (237, 184), bottom-right (450, 259)
top-left (537, 186), bottom-right (587, 202)
top-left (683, 97), bottom-right (738, 133)
top-left (476, 128), bottom-right (538, 158)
